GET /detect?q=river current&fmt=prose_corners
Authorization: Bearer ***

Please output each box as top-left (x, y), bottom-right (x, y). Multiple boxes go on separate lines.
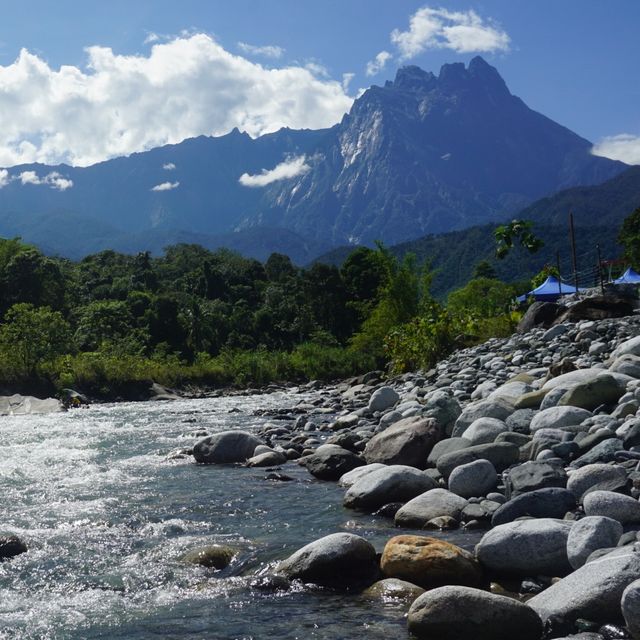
top-left (0, 391), bottom-right (476, 640)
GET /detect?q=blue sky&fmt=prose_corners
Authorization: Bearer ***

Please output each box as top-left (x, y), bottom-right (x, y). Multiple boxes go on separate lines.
top-left (0, 0), bottom-right (639, 167)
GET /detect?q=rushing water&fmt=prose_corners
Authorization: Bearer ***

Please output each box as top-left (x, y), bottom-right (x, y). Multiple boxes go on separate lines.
top-left (0, 392), bottom-right (478, 640)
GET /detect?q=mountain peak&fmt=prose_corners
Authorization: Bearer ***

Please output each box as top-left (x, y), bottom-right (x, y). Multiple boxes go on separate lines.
top-left (393, 65), bottom-right (436, 91)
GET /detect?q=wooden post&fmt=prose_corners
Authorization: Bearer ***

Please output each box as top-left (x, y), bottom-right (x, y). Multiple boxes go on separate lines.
top-left (597, 244), bottom-right (605, 295)
top-left (569, 212), bottom-right (579, 296)
top-left (556, 251), bottom-right (562, 296)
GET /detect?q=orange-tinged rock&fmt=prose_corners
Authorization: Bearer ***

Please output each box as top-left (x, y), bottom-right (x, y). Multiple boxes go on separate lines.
top-left (381, 535), bottom-right (483, 590)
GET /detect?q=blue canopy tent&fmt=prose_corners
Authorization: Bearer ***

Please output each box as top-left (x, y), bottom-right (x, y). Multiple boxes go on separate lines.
top-left (614, 267), bottom-right (640, 284)
top-left (517, 275), bottom-right (580, 303)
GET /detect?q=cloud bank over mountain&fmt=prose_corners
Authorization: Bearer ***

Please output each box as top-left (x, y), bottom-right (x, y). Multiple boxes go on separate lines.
top-left (0, 34), bottom-right (353, 167)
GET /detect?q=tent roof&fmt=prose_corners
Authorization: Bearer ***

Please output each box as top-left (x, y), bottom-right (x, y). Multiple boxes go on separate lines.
top-left (614, 267), bottom-right (640, 284)
top-left (517, 275), bottom-right (579, 302)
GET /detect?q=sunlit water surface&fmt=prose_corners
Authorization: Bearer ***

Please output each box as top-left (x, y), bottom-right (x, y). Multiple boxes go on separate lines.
top-left (0, 393), bottom-right (478, 639)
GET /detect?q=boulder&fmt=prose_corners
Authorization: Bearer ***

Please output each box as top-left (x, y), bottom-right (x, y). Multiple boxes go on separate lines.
top-left (344, 465), bottom-right (437, 512)
top-left (0, 535), bottom-right (27, 560)
top-left (475, 518), bottom-right (574, 576)
top-left (304, 444), bottom-right (364, 480)
top-left (610, 355), bottom-right (640, 379)
top-left (381, 536), bottom-right (482, 590)
top-left (407, 585), bottom-right (543, 640)
top-left (181, 544), bottom-right (235, 569)
top-left (528, 544), bottom-right (640, 625)
top-left (491, 488), bottom-right (576, 526)
top-left (246, 450), bottom-right (287, 467)
top-left (193, 431), bottom-right (264, 464)
top-left (566, 516), bottom-right (623, 569)
top-left (611, 335), bottom-right (640, 360)
top-left (529, 406), bottom-right (592, 433)
top-left (427, 437), bottom-right (471, 467)
top-left (363, 416), bottom-right (442, 469)
top-left (463, 417), bottom-right (509, 445)
top-left (572, 439), bottom-right (624, 468)
top-left (368, 386), bottom-right (400, 412)
top-left (622, 579), bottom-right (640, 640)
top-left (508, 460), bottom-right (568, 494)
top-left (277, 533), bottom-right (378, 589)
top-left (558, 373), bottom-right (626, 410)
top-left (452, 398), bottom-right (514, 437)
top-left (436, 442), bottom-right (520, 479)
top-left (542, 368), bottom-right (631, 392)
top-left (0, 394), bottom-right (64, 415)
top-left (422, 390), bottom-right (462, 434)
top-left (583, 490), bottom-right (640, 524)
top-left (517, 301), bottom-right (562, 332)
top-left (361, 578), bottom-right (425, 602)
top-left (566, 464), bottom-right (628, 501)
top-left (448, 459), bottom-right (498, 499)
top-left (394, 489), bottom-right (468, 528)
top-left (554, 295), bottom-right (634, 324)
top-left (338, 463), bottom-right (386, 487)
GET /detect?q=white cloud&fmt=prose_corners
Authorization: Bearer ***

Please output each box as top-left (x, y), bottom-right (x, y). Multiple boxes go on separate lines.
top-left (237, 42), bottom-right (285, 59)
top-left (239, 155), bottom-right (310, 188)
top-left (592, 134), bottom-right (640, 165)
top-left (0, 168), bottom-right (8, 188)
top-left (18, 170), bottom-right (73, 190)
top-left (163, 162), bottom-right (176, 170)
top-left (366, 51), bottom-right (392, 77)
top-left (342, 72), bottom-right (355, 93)
top-left (151, 180), bottom-right (180, 191)
top-left (0, 34), bottom-right (353, 167)
top-left (144, 32), bottom-right (160, 45)
top-left (390, 7), bottom-right (510, 59)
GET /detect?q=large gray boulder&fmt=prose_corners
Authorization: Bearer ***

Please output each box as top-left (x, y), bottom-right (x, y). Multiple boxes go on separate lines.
top-left (571, 438), bottom-right (624, 467)
top-left (622, 579), bottom-right (640, 639)
top-left (611, 335), bottom-right (640, 360)
top-left (363, 416), bottom-right (441, 469)
top-left (529, 406), bottom-right (592, 433)
top-left (407, 585), bottom-right (543, 640)
top-left (610, 354), bottom-right (640, 378)
top-left (451, 397), bottom-right (514, 437)
top-left (0, 394), bottom-right (64, 415)
top-left (566, 516), bottom-right (623, 569)
top-left (338, 463), bottom-right (386, 488)
top-left (394, 489), bottom-right (468, 528)
top-left (277, 533), bottom-right (378, 589)
top-left (368, 386), bottom-right (399, 412)
top-left (436, 442), bottom-right (520, 479)
top-left (304, 444), bottom-right (364, 480)
top-left (475, 518), bottom-right (574, 576)
top-left (566, 463), bottom-right (628, 501)
top-left (583, 490), bottom-right (640, 524)
top-left (463, 417), bottom-right (508, 445)
top-left (508, 460), bottom-right (567, 494)
top-left (528, 544), bottom-right (640, 625)
top-left (343, 465), bottom-right (437, 512)
top-left (557, 373), bottom-right (626, 410)
top-left (448, 459), bottom-right (498, 499)
top-left (193, 431), bottom-right (264, 464)
top-left (491, 488), bottom-right (576, 526)
top-left (422, 390), bottom-right (461, 435)
top-left (427, 437), bottom-right (471, 467)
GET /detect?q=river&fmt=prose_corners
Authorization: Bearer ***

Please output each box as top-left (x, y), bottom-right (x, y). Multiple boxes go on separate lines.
top-left (0, 391), bottom-right (477, 639)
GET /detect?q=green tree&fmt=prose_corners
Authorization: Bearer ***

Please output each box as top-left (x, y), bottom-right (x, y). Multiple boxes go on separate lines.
top-left (447, 278), bottom-right (516, 318)
top-left (494, 220), bottom-right (544, 259)
top-left (0, 303), bottom-right (71, 378)
top-left (618, 207), bottom-right (640, 268)
top-left (473, 260), bottom-right (497, 280)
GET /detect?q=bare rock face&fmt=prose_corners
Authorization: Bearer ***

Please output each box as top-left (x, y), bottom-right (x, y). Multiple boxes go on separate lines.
top-left (554, 295), bottom-right (634, 324)
top-left (363, 416), bottom-right (442, 469)
top-left (407, 585), bottom-right (543, 640)
top-left (380, 535), bottom-right (483, 590)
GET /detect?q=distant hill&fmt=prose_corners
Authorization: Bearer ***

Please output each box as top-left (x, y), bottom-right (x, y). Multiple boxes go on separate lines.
top-left (0, 56), bottom-right (626, 260)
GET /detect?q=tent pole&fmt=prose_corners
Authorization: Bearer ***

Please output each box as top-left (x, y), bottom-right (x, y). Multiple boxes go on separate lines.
top-left (569, 212), bottom-right (579, 296)
top-left (556, 251), bottom-right (562, 296)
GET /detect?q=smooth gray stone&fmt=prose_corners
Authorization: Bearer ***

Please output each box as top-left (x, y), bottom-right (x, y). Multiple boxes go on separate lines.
top-left (611, 336), bottom-right (640, 360)
top-left (566, 463), bottom-right (628, 501)
top-left (422, 390), bottom-right (462, 435)
top-left (407, 586), bottom-right (543, 640)
top-left (247, 450), bottom-right (287, 467)
top-left (394, 488), bottom-right (468, 528)
top-left (193, 430), bottom-right (264, 464)
top-left (475, 518), bottom-right (574, 576)
top-left (463, 417), bottom-right (508, 445)
top-left (509, 460), bottom-right (568, 494)
top-left (0, 394), bottom-right (64, 415)
top-left (277, 532), bottom-right (378, 589)
top-left (583, 490), bottom-right (640, 524)
top-left (338, 463), bottom-right (386, 488)
top-left (528, 544), bottom-right (640, 625)
top-left (368, 386), bottom-right (399, 412)
top-left (364, 416), bottom-right (441, 469)
top-left (567, 516), bottom-right (623, 569)
top-left (529, 406), bottom-right (593, 433)
top-left (571, 439), bottom-right (624, 468)
top-left (448, 459), bottom-right (498, 499)
top-left (343, 465), bottom-right (437, 512)
top-left (437, 442), bottom-right (520, 479)
top-left (427, 437), bottom-right (471, 467)
top-left (506, 408), bottom-right (537, 434)
top-left (491, 488), bottom-right (576, 526)
top-left (304, 444), bottom-right (364, 480)
top-left (451, 397), bottom-right (514, 437)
